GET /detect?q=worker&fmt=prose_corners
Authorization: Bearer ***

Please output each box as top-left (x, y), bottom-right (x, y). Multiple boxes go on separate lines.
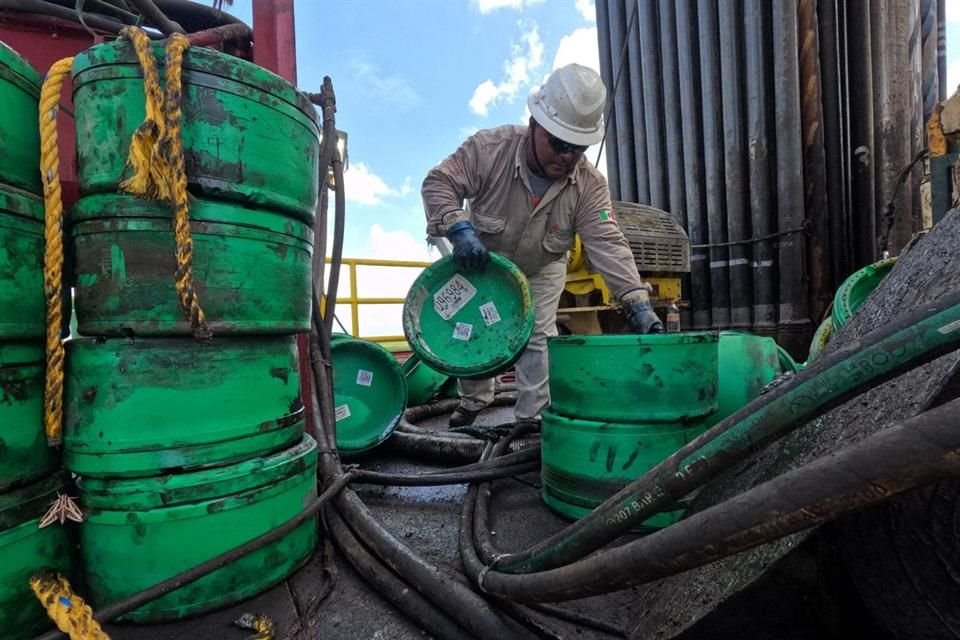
top-left (422, 63), bottom-right (663, 429)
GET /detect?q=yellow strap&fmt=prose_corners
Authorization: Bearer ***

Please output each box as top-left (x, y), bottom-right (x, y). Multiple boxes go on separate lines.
top-left (39, 57), bottom-right (73, 447)
top-left (120, 28), bottom-right (210, 340)
top-left (30, 572), bottom-right (110, 640)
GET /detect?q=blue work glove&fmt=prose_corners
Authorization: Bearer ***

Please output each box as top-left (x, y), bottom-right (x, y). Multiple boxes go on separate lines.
top-left (621, 288), bottom-right (664, 334)
top-left (446, 220), bottom-right (489, 271)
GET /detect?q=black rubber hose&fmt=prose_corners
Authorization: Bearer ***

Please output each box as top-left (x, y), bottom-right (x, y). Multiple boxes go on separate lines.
top-left (353, 461), bottom-right (539, 486)
top-left (323, 150), bottom-right (345, 337)
top-left (477, 397), bottom-right (960, 601)
top-left (128, 0), bottom-right (183, 33)
top-left (0, 0), bottom-right (134, 32)
top-left (387, 428), bottom-right (537, 464)
top-left (153, 0), bottom-right (244, 29)
top-left (496, 289), bottom-right (960, 574)
top-left (403, 394), bottom-right (515, 423)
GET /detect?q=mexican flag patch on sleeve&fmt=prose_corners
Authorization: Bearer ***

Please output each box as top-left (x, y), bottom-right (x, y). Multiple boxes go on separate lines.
top-left (599, 209), bottom-right (617, 222)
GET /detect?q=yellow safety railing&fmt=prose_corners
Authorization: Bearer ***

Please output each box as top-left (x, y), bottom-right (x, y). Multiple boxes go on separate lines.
top-left (322, 257), bottom-right (431, 343)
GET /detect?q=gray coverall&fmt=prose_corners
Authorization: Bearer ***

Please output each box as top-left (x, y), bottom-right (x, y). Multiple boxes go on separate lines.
top-left (422, 125), bottom-right (646, 420)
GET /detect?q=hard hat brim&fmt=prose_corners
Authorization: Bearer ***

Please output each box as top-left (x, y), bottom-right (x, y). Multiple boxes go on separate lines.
top-left (528, 95), bottom-right (605, 147)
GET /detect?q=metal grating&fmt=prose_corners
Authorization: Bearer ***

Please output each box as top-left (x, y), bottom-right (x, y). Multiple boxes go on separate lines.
top-left (613, 201), bottom-right (690, 273)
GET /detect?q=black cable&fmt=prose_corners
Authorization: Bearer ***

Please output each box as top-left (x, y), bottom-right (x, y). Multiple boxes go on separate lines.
top-left (353, 461), bottom-right (539, 486)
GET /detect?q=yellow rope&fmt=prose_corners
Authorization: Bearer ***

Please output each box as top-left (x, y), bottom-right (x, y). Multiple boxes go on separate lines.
top-left (235, 613), bottom-right (275, 640)
top-left (30, 572), bottom-right (110, 640)
top-left (120, 28), bottom-right (211, 340)
top-left (39, 57), bottom-right (73, 447)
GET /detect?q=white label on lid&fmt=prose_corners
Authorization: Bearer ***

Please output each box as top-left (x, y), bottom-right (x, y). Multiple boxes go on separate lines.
top-left (433, 274), bottom-right (477, 320)
top-left (356, 369), bottom-right (374, 387)
top-left (335, 404), bottom-right (351, 422)
top-left (453, 322), bottom-right (473, 341)
top-left (479, 301), bottom-right (502, 327)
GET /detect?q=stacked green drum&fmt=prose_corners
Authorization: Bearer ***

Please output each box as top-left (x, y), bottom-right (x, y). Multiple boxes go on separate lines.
top-left (0, 43), bottom-right (75, 639)
top-left (543, 333), bottom-right (719, 530)
top-left (63, 39), bottom-right (321, 620)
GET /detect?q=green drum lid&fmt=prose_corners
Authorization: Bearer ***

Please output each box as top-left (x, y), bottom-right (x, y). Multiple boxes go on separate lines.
top-left (331, 335), bottom-right (407, 453)
top-left (832, 258), bottom-right (897, 331)
top-left (0, 191), bottom-right (45, 340)
top-left (540, 410), bottom-right (705, 530)
top-left (70, 197), bottom-right (313, 336)
top-left (64, 336), bottom-right (304, 477)
top-left (403, 254), bottom-right (534, 379)
top-left (0, 343), bottom-right (56, 491)
top-left (79, 434), bottom-right (317, 511)
top-left (80, 437), bottom-right (317, 622)
top-left (0, 43), bottom-right (41, 195)
top-left (547, 332), bottom-right (719, 422)
top-left (401, 354), bottom-right (450, 406)
top-left (71, 41), bottom-right (319, 221)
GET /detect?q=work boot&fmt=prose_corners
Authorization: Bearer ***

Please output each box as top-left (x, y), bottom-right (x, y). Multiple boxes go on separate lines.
top-left (448, 406), bottom-right (481, 428)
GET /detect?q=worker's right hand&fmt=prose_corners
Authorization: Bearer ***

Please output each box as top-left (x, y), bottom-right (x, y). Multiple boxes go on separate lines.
top-left (621, 288), bottom-right (664, 334)
top-left (446, 221), bottom-right (489, 271)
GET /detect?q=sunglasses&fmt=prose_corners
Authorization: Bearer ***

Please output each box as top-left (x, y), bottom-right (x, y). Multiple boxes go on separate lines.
top-left (546, 133), bottom-right (588, 155)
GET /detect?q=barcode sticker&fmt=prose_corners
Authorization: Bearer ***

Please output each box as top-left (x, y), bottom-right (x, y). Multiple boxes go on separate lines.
top-left (433, 274), bottom-right (477, 320)
top-left (479, 301), bottom-right (501, 326)
top-left (356, 369), bottom-right (374, 387)
top-left (335, 404), bottom-right (351, 422)
top-left (453, 322), bottom-right (473, 341)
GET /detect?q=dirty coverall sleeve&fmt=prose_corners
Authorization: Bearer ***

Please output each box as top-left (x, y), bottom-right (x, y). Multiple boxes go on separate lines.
top-left (421, 134), bottom-right (488, 237)
top-left (575, 181), bottom-right (647, 300)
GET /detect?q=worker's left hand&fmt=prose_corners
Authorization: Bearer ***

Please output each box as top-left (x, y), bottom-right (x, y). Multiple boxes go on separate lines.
top-left (621, 289), bottom-right (664, 334)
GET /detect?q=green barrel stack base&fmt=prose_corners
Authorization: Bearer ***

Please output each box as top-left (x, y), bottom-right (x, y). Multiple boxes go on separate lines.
top-left (540, 410), bottom-right (706, 530)
top-left (0, 343), bottom-right (57, 490)
top-left (64, 336), bottom-right (304, 477)
top-left (0, 473), bottom-right (76, 640)
top-left (71, 40), bottom-right (320, 221)
top-left (0, 42), bottom-right (41, 194)
top-left (331, 335), bottom-right (407, 453)
top-left (70, 194), bottom-right (313, 336)
top-left (712, 331), bottom-right (784, 424)
top-left (0, 186), bottom-right (44, 339)
top-left (547, 332), bottom-right (719, 422)
top-left (78, 436), bottom-right (317, 622)
top-left (401, 354), bottom-right (450, 406)
top-left (403, 254), bottom-right (534, 380)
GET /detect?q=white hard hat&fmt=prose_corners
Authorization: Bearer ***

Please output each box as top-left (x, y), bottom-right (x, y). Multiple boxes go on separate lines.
top-left (527, 64), bottom-right (606, 147)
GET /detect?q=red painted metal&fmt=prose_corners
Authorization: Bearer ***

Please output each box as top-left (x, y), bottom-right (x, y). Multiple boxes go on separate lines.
top-left (251, 0), bottom-right (297, 83)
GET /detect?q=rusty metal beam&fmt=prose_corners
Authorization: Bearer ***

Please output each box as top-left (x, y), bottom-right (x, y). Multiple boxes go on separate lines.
top-left (252, 0), bottom-right (296, 83)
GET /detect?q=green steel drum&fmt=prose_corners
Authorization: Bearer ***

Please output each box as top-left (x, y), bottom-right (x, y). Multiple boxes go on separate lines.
top-left (71, 194), bottom-right (313, 336)
top-left (71, 41), bottom-right (320, 220)
top-left (713, 331), bottom-right (782, 424)
top-left (548, 332), bottom-right (719, 422)
top-left (0, 473), bottom-right (76, 640)
top-left (0, 187), bottom-right (44, 338)
top-left (540, 409), bottom-right (706, 530)
top-left (401, 354), bottom-right (450, 406)
top-left (63, 336), bottom-right (304, 477)
top-left (331, 335), bottom-right (407, 453)
top-left (832, 258), bottom-right (897, 331)
top-left (0, 42), bottom-right (41, 194)
top-left (79, 436), bottom-right (317, 622)
top-left (0, 343), bottom-right (56, 490)
top-left (403, 254), bottom-right (534, 379)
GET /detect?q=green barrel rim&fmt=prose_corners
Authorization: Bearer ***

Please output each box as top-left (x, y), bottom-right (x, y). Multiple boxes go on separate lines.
top-left (0, 42), bottom-right (42, 93)
top-left (331, 335), bottom-right (407, 453)
top-left (806, 316), bottom-right (833, 365)
top-left (0, 473), bottom-right (67, 533)
top-left (831, 258), bottom-right (897, 331)
top-left (712, 331), bottom-right (783, 425)
top-left (547, 332), bottom-right (719, 422)
top-left (0, 43), bottom-right (42, 195)
top-left (401, 354), bottom-right (450, 406)
top-left (402, 254), bottom-right (535, 379)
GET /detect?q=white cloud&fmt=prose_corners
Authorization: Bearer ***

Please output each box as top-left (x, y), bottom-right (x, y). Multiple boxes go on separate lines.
top-left (949, 59), bottom-right (960, 98)
top-left (348, 59), bottom-right (421, 110)
top-left (459, 126), bottom-right (481, 139)
top-left (472, 0), bottom-right (545, 14)
top-left (345, 162), bottom-right (408, 206)
top-left (469, 24), bottom-right (544, 116)
top-left (575, 0), bottom-right (596, 22)
top-left (947, 1), bottom-right (960, 25)
top-left (552, 26), bottom-right (600, 74)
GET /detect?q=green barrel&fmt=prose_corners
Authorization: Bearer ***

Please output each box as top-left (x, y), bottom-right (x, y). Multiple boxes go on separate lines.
top-left (403, 254), bottom-right (534, 379)
top-left (0, 473), bottom-right (76, 640)
top-left (0, 186), bottom-right (44, 338)
top-left (540, 409), bottom-right (706, 530)
top-left (331, 335), bottom-right (407, 453)
top-left (0, 42), bottom-right (41, 194)
top-left (71, 194), bottom-right (313, 336)
top-left (547, 332), bottom-right (719, 422)
top-left (0, 343), bottom-right (57, 490)
top-left (832, 258), bottom-right (897, 331)
top-left (64, 335), bottom-right (304, 477)
top-left (71, 41), bottom-right (320, 221)
top-left (78, 436), bottom-right (317, 622)
top-left (401, 355), bottom-right (450, 406)
top-left (713, 331), bottom-right (782, 424)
